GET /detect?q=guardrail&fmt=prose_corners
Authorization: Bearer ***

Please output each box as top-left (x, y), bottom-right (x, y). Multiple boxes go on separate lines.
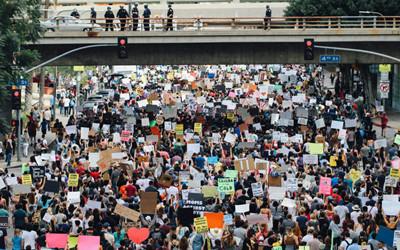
top-left (39, 16), bottom-right (400, 32)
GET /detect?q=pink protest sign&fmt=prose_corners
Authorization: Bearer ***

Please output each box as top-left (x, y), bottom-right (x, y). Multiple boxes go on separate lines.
top-left (78, 235), bottom-right (100, 250)
top-left (228, 92), bottom-right (236, 98)
top-left (392, 159), bottom-right (400, 169)
top-left (46, 233), bottom-right (68, 248)
top-left (319, 177), bottom-right (331, 195)
top-left (121, 130), bottom-right (131, 142)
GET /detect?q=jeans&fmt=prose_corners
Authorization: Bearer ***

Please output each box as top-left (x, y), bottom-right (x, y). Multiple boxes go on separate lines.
top-left (6, 153), bottom-right (11, 166)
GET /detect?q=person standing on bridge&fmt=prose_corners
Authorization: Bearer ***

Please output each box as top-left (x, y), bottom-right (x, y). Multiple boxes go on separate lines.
top-left (143, 4), bottom-right (151, 31)
top-left (132, 2), bottom-right (140, 31)
top-left (70, 8), bottom-right (80, 19)
top-left (104, 6), bottom-right (115, 31)
top-left (117, 5), bottom-right (129, 31)
top-left (166, 4), bottom-right (174, 31)
top-left (90, 7), bottom-right (97, 24)
top-left (264, 5), bottom-right (271, 30)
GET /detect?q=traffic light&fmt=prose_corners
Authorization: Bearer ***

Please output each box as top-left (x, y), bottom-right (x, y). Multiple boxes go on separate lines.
top-left (118, 37), bottom-right (127, 58)
top-left (11, 89), bottom-right (21, 110)
top-left (304, 38), bottom-right (314, 60)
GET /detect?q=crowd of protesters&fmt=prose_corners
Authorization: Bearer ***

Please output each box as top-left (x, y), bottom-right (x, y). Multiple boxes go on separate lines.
top-left (0, 64), bottom-right (399, 250)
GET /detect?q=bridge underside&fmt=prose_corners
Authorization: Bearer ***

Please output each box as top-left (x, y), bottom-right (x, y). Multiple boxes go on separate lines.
top-left (29, 41), bottom-right (400, 66)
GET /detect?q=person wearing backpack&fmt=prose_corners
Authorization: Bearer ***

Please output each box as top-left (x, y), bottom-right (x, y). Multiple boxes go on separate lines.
top-left (69, 98), bottom-right (75, 116)
top-left (339, 232), bottom-right (352, 250)
top-left (149, 223), bottom-right (166, 246)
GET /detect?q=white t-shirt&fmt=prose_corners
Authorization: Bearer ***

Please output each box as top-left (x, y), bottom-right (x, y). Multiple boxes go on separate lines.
top-left (22, 230), bottom-right (38, 249)
top-left (166, 186), bottom-right (179, 201)
top-left (63, 98), bottom-right (70, 107)
top-left (136, 179), bottom-right (150, 190)
top-left (301, 234), bottom-right (313, 244)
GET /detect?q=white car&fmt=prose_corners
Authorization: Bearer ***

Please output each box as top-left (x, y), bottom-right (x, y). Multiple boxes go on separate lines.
top-left (41, 16), bottom-right (102, 32)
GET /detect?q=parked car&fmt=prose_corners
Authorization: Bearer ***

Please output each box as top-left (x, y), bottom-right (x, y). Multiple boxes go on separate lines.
top-left (96, 89), bottom-right (114, 99)
top-left (86, 94), bottom-right (103, 102)
top-left (41, 16), bottom-right (102, 32)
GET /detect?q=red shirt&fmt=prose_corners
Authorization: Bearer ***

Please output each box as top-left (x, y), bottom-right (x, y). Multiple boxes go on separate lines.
top-left (90, 171), bottom-right (100, 181)
top-left (125, 184), bottom-right (137, 197)
top-left (76, 166), bottom-right (86, 177)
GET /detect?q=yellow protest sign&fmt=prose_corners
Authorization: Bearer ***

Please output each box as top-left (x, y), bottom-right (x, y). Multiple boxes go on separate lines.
top-left (227, 113), bottom-right (234, 121)
top-left (68, 173), bottom-right (79, 187)
top-left (168, 73), bottom-right (174, 80)
top-left (176, 124), bottom-right (183, 131)
top-left (349, 169), bottom-right (361, 182)
top-left (390, 168), bottom-right (399, 178)
top-left (22, 174), bottom-right (32, 185)
top-left (329, 156), bottom-right (338, 167)
top-left (194, 123), bottom-right (202, 133)
top-left (194, 217), bottom-right (209, 233)
top-left (309, 143), bottom-right (324, 154)
top-left (379, 64), bottom-right (391, 72)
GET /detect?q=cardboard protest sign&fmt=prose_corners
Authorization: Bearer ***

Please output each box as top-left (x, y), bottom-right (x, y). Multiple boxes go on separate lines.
top-left (114, 203), bottom-right (140, 222)
top-left (234, 158), bottom-right (255, 171)
top-left (268, 175), bottom-right (282, 187)
top-left (68, 173), bottom-right (79, 187)
top-left (158, 173), bottom-right (174, 187)
top-left (218, 178), bottom-right (234, 194)
top-left (140, 192), bottom-right (158, 214)
top-left (194, 217), bottom-right (208, 233)
top-left (67, 192), bottom-right (80, 204)
top-left (204, 213), bottom-right (224, 228)
top-left (319, 177), bottom-right (331, 195)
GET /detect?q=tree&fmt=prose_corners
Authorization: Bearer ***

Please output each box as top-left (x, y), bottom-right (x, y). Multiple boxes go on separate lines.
top-left (284, 0), bottom-right (400, 17)
top-left (0, 0), bottom-right (43, 133)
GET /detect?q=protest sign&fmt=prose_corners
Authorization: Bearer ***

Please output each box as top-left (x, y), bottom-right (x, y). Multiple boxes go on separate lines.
top-left (22, 174), bottom-right (32, 185)
top-left (68, 173), bottom-right (79, 187)
top-left (268, 187), bottom-right (286, 200)
top-left (303, 154), bottom-right (318, 164)
top-left (251, 182), bottom-right (264, 197)
top-left (78, 235), bottom-right (100, 250)
top-left (46, 234), bottom-right (68, 249)
top-left (286, 178), bottom-right (298, 191)
top-left (233, 158), bottom-right (255, 171)
top-left (218, 178), bottom-right (234, 194)
top-left (204, 213), bottom-right (224, 228)
top-left (194, 217), bottom-right (208, 233)
top-left (158, 173), bottom-right (174, 187)
top-left (30, 166), bottom-right (45, 179)
top-left (246, 214), bottom-right (269, 225)
top-left (114, 203), bottom-right (140, 222)
top-left (319, 177), bottom-right (331, 195)
top-left (141, 192), bottom-right (158, 214)
top-left (202, 186), bottom-right (217, 198)
top-left (309, 143), bottom-right (324, 154)
top-left (13, 184), bottom-right (31, 194)
top-left (235, 204), bottom-right (250, 213)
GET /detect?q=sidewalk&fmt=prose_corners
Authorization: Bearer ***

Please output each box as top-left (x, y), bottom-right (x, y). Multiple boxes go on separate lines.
top-left (1, 99), bottom-right (69, 171)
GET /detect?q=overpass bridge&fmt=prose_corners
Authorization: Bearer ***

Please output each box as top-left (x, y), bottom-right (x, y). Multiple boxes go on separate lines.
top-left (29, 16), bottom-right (400, 66)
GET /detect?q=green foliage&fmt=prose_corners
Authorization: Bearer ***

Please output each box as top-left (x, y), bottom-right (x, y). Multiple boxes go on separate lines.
top-left (0, 0), bottom-right (44, 134)
top-left (285, 0), bottom-right (400, 16)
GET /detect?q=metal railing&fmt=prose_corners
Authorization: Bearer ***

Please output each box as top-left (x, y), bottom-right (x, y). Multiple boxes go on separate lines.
top-left (39, 16), bottom-right (400, 32)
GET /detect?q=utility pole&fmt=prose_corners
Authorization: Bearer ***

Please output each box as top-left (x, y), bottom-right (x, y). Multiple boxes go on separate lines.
top-left (52, 66), bottom-right (57, 121)
top-left (44, 0), bottom-right (50, 18)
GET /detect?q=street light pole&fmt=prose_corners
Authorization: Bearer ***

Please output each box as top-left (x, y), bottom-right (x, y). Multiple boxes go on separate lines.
top-left (359, 10), bottom-right (387, 28)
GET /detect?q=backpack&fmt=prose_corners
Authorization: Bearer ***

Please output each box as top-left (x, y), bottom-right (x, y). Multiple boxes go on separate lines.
top-left (70, 99), bottom-right (75, 107)
top-left (152, 231), bottom-right (163, 244)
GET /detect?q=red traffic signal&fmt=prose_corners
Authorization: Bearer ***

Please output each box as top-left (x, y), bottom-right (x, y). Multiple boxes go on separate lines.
top-left (11, 89), bottom-right (21, 109)
top-left (304, 38), bottom-right (314, 61)
top-left (118, 37), bottom-right (128, 58)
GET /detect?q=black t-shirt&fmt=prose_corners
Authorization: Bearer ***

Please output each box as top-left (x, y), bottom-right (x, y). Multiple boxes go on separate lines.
top-left (0, 228), bottom-right (6, 249)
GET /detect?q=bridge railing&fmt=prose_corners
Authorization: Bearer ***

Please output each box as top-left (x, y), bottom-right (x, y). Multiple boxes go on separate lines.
top-left (39, 16), bottom-right (400, 32)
